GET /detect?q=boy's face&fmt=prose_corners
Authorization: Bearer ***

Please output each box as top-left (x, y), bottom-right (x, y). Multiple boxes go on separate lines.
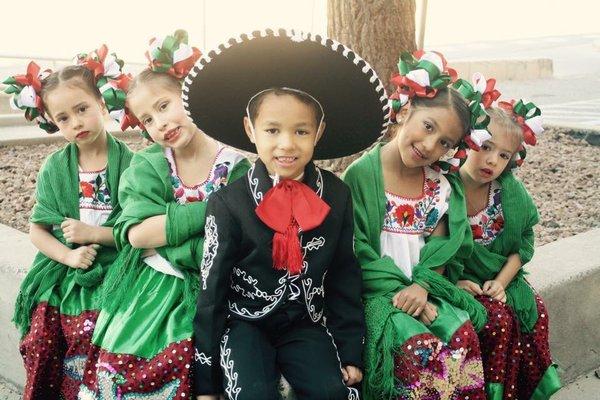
top-left (461, 119), bottom-right (521, 183)
top-left (244, 93), bottom-right (324, 180)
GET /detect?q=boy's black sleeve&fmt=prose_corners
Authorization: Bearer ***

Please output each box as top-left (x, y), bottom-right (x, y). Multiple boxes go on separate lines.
top-left (193, 192), bottom-right (238, 395)
top-left (323, 190), bottom-right (366, 369)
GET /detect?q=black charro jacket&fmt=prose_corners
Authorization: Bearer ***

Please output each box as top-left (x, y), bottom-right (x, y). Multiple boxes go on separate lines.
top-left (193, 159), bottom-right (365, 395)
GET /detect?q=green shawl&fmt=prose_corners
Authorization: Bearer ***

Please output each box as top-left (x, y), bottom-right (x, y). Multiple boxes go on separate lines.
top-left (342, 144), bottom-right (487, 400)
top-left (460, 172), bottom-right (539, 333)
top-left (101, 144), bottom-right (250, 314)
top-left (13, 134), bottom-right (133, 336)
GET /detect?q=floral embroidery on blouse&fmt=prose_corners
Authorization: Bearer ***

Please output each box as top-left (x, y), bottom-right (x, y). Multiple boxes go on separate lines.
top-left (79, 168), bottom-right (111, 211)
top-left (469, 180), bottom-right (504, 246)
top-left (383, 168), bottom-right (446, 235)
top-left (166, 146), bottom-right (233, 204)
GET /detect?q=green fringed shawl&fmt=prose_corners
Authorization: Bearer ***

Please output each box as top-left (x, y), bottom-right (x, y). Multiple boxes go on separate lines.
top-left (101, 144), bottom-right (250, 314)
top-left (460, 172), bottom-right (540, 333)
top-left (13, 134), bottom-right (133, 336)
top-left (342, 144), bottom-right (487, 400)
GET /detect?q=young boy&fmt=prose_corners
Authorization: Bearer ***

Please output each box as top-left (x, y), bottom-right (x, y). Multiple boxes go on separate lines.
top-left (183, 29), bottom-right (389, 399)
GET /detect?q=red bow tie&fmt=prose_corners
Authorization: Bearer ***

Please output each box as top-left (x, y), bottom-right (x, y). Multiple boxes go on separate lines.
top-left (256, 179), bottom-right (330, 275)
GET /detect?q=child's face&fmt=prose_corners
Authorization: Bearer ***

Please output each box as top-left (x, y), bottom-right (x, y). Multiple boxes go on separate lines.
top-left (127, 82), bottom-right (197, 149)
top-left (461, 119), bottom-right (520, 184)
top-left (395, 106), bottom-right (464, 169)
top-left (244, 93), bottom-right (324, 180)
top-left (45, 83), bottom-right (107, 145)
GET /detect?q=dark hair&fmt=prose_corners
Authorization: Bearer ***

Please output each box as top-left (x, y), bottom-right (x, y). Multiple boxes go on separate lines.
top-left (40, 65), bottom-right (102, 115)
top-left (127, 69), bottom-right (182, 99)
top-left (247, 87), bottom-right (324, 127)
top-left (400, 87), bottom-right (471, 144)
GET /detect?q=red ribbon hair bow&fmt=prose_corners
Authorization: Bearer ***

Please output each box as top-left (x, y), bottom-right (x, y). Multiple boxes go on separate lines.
top-left (472, 72), bottom-right (501, 109)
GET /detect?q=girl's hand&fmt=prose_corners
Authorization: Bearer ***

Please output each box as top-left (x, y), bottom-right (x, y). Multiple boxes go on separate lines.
top-left (419, 302), bottom-right (438, 326)
top-left (62, 245), bottom-right (99, 269)
top-left (342, 365), bottom-right (363, 386)
top-left (142, 248), bottom-right (158, 258)
top-left (392, 284), bottom-right (428, 316)
top-left (61, 218), bottom-right (94, 244)
top-left (482, 280), bottom-right (507, 303)
top-left (457, 280), bottom-right (484, 296)
top-left (196, 396), bottom-right (222, 400)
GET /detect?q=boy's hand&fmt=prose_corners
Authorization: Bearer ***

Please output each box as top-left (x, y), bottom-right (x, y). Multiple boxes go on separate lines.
top-left (419, 302), bottom-right (438, 326)
top-left (62, 245), bottom-right (99, 269)
top-left (196, 396), bottom-right (220, 400)
top-left (61, 218), bottom-right (94, 244)
top-left (342, 365), bottom-right (363, 386)
top-left (392, 283), bottom-right (428, 316)
top-left (457, 280), bottom-right (484, 296)
top-left (482, 280), bottom-right (507, 303)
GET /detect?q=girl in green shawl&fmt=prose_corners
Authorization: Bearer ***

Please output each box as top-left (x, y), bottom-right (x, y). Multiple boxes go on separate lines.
top-left (458, 100), bottom-right (561, 400)
top-left (343, 50), bottom-right (487, 400)
top-left (5, 47), bottom-right (133, 399)
top-left (78, 31), bottom-right (251, 400)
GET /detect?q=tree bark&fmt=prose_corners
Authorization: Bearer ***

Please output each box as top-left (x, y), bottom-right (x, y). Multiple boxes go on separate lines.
top-left (327, 0), bottom-right (417, 89)
top-left (320, 0), bottom-right (416, 170)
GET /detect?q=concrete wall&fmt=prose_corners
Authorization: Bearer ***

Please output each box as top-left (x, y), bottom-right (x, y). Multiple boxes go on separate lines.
top-left (453, 58), bottom-right (553, 81)
top-left (527, 228), bottom-right (600, 383)
top-left (0, 224), bottom-right (32, 387)
top-left (1, 224), bottom-right (599, 389)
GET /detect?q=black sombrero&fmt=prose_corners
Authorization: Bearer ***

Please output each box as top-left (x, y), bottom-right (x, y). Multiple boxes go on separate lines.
top-left (182, 28), bottom-right (389, 160)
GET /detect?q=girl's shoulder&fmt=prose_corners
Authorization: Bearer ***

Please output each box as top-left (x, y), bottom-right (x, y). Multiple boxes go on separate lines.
top-left (110, 136), bottom-right (134, 156)
top-left (498, 172), bottom-right (532, 198)
top-left (39, 142), bottom-right (76, 175)
top-left (424, 166), bottom-right (452, 194)
top-left (216, 146), bottom-right (248, 165)
top-left (130, 143), bottom-right (164, 164)
top-left (424, 165), bottom-right (450, 183)
top-left (124, 143), bottom-right (169, 180)
top-left (342, 143), bottom-right (381, 183)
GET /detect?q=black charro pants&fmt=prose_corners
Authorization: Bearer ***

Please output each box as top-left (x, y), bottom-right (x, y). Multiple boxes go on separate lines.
top-left (219, 305), bottom-right (359, 400)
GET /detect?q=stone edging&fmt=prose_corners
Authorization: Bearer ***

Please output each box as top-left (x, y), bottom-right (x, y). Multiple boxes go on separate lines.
top-left (0, 224), bottom-right (598, 389)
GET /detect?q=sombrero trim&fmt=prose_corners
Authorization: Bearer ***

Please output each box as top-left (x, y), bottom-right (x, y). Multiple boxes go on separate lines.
top-left (181, 28), bottom-right (391, 148)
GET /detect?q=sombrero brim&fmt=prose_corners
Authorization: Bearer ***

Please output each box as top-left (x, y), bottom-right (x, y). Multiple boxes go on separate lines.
top-left (182, 28), bottom-right (390, 160)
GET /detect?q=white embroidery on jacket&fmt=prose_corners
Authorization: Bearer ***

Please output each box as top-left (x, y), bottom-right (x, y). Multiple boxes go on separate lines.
top-left (220, 329), bottom-right (241, 399)
top-left (194, 348), bottom-right (212, 366)
top-left (201, 215), bottom-right (219, 290)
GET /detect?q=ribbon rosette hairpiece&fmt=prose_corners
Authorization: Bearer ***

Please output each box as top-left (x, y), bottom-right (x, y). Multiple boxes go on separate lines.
top-left (452, 75), bottom-right (496, 151)
top-left (3, 61), bottom-right (57, 133)
top-left (498, 99), bottom-right (543, 166)
top-left (121, 107), bottom-right (152, 141)
top-left (389, 50), bottom-right (458, 122)
top-left (471, 72), bottom-right (500, 109)
top-left (75, 45), bottom-right (132, 130)
top-left (127, 29), bottom-right (202, 141)
top-left (146, 29), bottom-right (201, 79)
top-left (429, 74), bottom-right (495, 174)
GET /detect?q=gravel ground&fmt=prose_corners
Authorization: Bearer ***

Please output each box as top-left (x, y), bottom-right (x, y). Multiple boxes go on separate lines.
top-left (0, 127), bottom-right (598, 246)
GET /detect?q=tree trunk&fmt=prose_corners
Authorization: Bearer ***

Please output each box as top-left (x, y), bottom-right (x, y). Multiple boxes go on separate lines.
top-left (327, 0), bottom-right (416, 89)
top-left (320, 0), bottom-right (416, 171)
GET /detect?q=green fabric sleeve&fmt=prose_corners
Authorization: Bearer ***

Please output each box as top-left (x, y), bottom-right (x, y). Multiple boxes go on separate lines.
top-left (165, 202), bottom-right (207, 247)
top-left (113, 153), bottom-right (168, 250)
